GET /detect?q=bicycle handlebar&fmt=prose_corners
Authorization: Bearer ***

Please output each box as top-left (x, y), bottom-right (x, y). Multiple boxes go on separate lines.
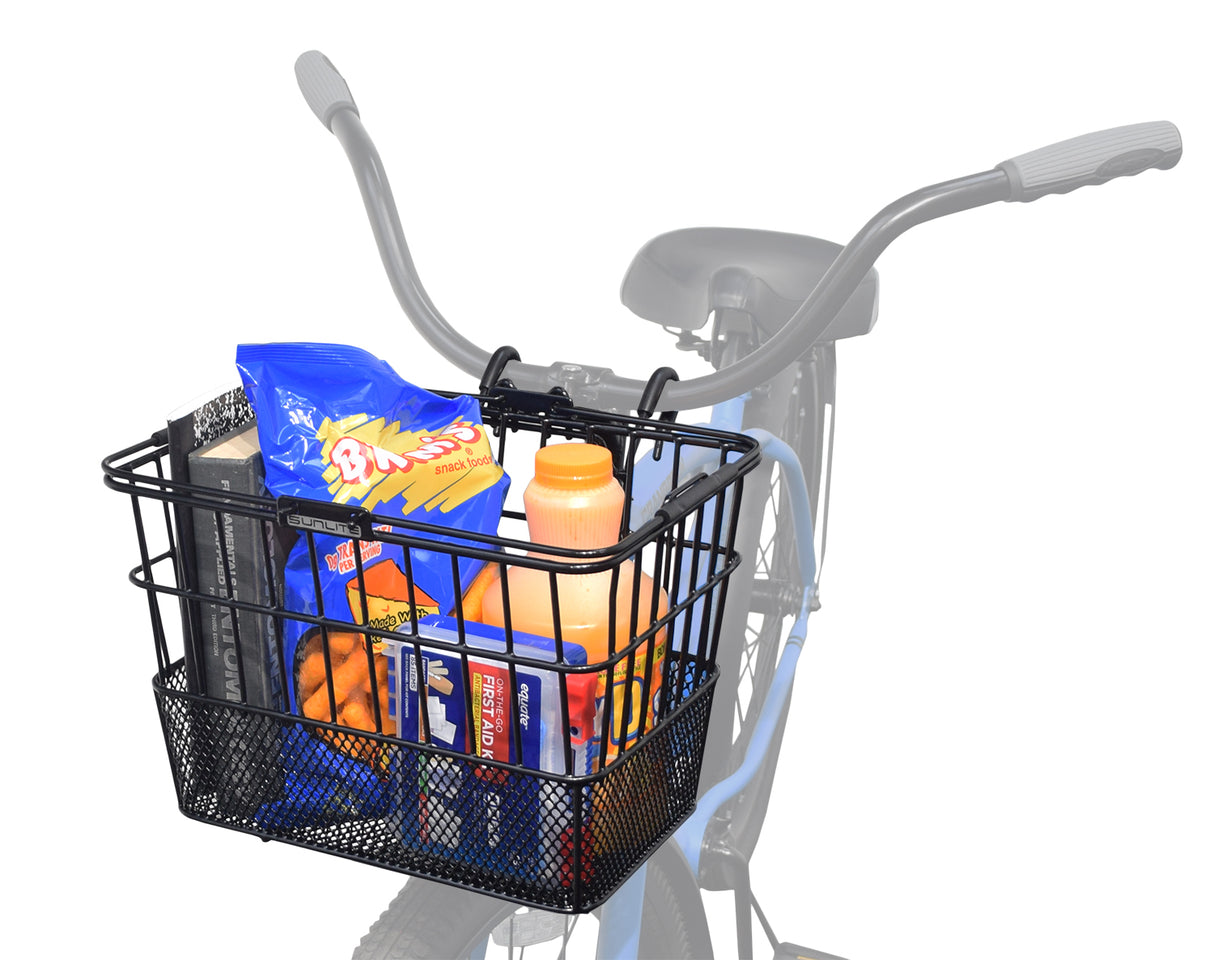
top-left (294, 51), bottom-right (1182, 412)
top-left (295, 50), bottom-right (359, 129)
top-left (999, 121), bottom-right (1181, 202)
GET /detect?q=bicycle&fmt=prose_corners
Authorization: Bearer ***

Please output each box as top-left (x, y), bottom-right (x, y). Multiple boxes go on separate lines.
top-left (103, 50), bottom-right (1181, 960)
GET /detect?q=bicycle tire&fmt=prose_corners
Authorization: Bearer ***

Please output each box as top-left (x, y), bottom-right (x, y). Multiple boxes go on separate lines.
top-left (352, 857), bottom-right (706, 960)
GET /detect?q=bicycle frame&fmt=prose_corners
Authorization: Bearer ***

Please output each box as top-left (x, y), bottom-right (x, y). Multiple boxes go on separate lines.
top-left (290, 49), bottom-right (1180, 960)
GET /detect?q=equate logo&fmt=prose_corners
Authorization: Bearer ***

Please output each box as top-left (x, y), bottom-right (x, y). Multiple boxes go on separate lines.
top-left (329, 420), bottom-right (481, 483)
top-left (317, 414), bottom-right (502, 516)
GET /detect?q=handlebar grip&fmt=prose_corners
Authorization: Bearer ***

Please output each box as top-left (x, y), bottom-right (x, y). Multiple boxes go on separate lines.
top-left (998, 121), bottom-right (1181, 202)
top-left (294, 50), bottom-right (359, 130)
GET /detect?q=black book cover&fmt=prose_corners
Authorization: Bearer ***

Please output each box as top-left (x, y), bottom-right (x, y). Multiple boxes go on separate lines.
top-left (166, 387), bottom-right (291, 815)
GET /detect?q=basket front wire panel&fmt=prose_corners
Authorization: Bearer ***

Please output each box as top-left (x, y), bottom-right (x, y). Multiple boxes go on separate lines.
top-left (153, 656), bottom-right (716, 910)
top-left (106, 394), bottom-right (758, 912)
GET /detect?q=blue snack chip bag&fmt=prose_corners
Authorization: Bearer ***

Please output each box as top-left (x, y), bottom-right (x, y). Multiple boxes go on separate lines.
top-left (235, 342), bottom-right (510, 827)
top-left (236, 342), bottom-right (508, 605)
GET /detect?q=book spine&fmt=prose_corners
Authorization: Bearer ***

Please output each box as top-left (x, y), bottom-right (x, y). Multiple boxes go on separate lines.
top-left (166, 415), bottom-right (206, 695)
top-left (165, 387), bottom-right (255, 694)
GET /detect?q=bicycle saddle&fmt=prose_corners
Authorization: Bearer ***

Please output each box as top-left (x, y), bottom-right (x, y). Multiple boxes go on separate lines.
top-left (620, 227), bottom-right (878, 340)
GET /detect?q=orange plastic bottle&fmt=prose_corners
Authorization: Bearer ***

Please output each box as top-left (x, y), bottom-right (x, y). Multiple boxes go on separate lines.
top-left (480, 443), bottom-right (668, 768)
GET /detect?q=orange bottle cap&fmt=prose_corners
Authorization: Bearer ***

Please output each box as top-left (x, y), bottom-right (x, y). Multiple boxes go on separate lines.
top-left (533, 443), bottom-right (614, 489)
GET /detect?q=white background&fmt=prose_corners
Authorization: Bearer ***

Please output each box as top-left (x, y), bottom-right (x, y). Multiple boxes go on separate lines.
top-left (5, 3), bottom-right (1210, 958)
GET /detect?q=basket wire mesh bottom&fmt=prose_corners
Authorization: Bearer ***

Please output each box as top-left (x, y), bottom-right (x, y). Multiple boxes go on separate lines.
top-left (153, 658), bottom-right (717, 913)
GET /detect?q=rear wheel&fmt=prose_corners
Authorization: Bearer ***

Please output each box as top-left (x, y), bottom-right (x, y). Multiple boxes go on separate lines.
top-left (717, 336), bottom-right (824, 761)
top-left (707, 334), bottom-right (830, 859)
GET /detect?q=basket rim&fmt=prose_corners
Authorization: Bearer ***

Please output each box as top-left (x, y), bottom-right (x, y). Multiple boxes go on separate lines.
top-left (102, 390), bottom-right (761, 564)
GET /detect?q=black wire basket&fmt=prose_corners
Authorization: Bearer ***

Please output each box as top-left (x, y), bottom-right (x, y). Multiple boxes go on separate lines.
top-left (103, 386), bottom-right (760, 913)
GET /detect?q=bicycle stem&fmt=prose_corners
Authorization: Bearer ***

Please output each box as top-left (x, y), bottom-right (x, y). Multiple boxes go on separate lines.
top-left (297, 51), bottom-right (1180, 413)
